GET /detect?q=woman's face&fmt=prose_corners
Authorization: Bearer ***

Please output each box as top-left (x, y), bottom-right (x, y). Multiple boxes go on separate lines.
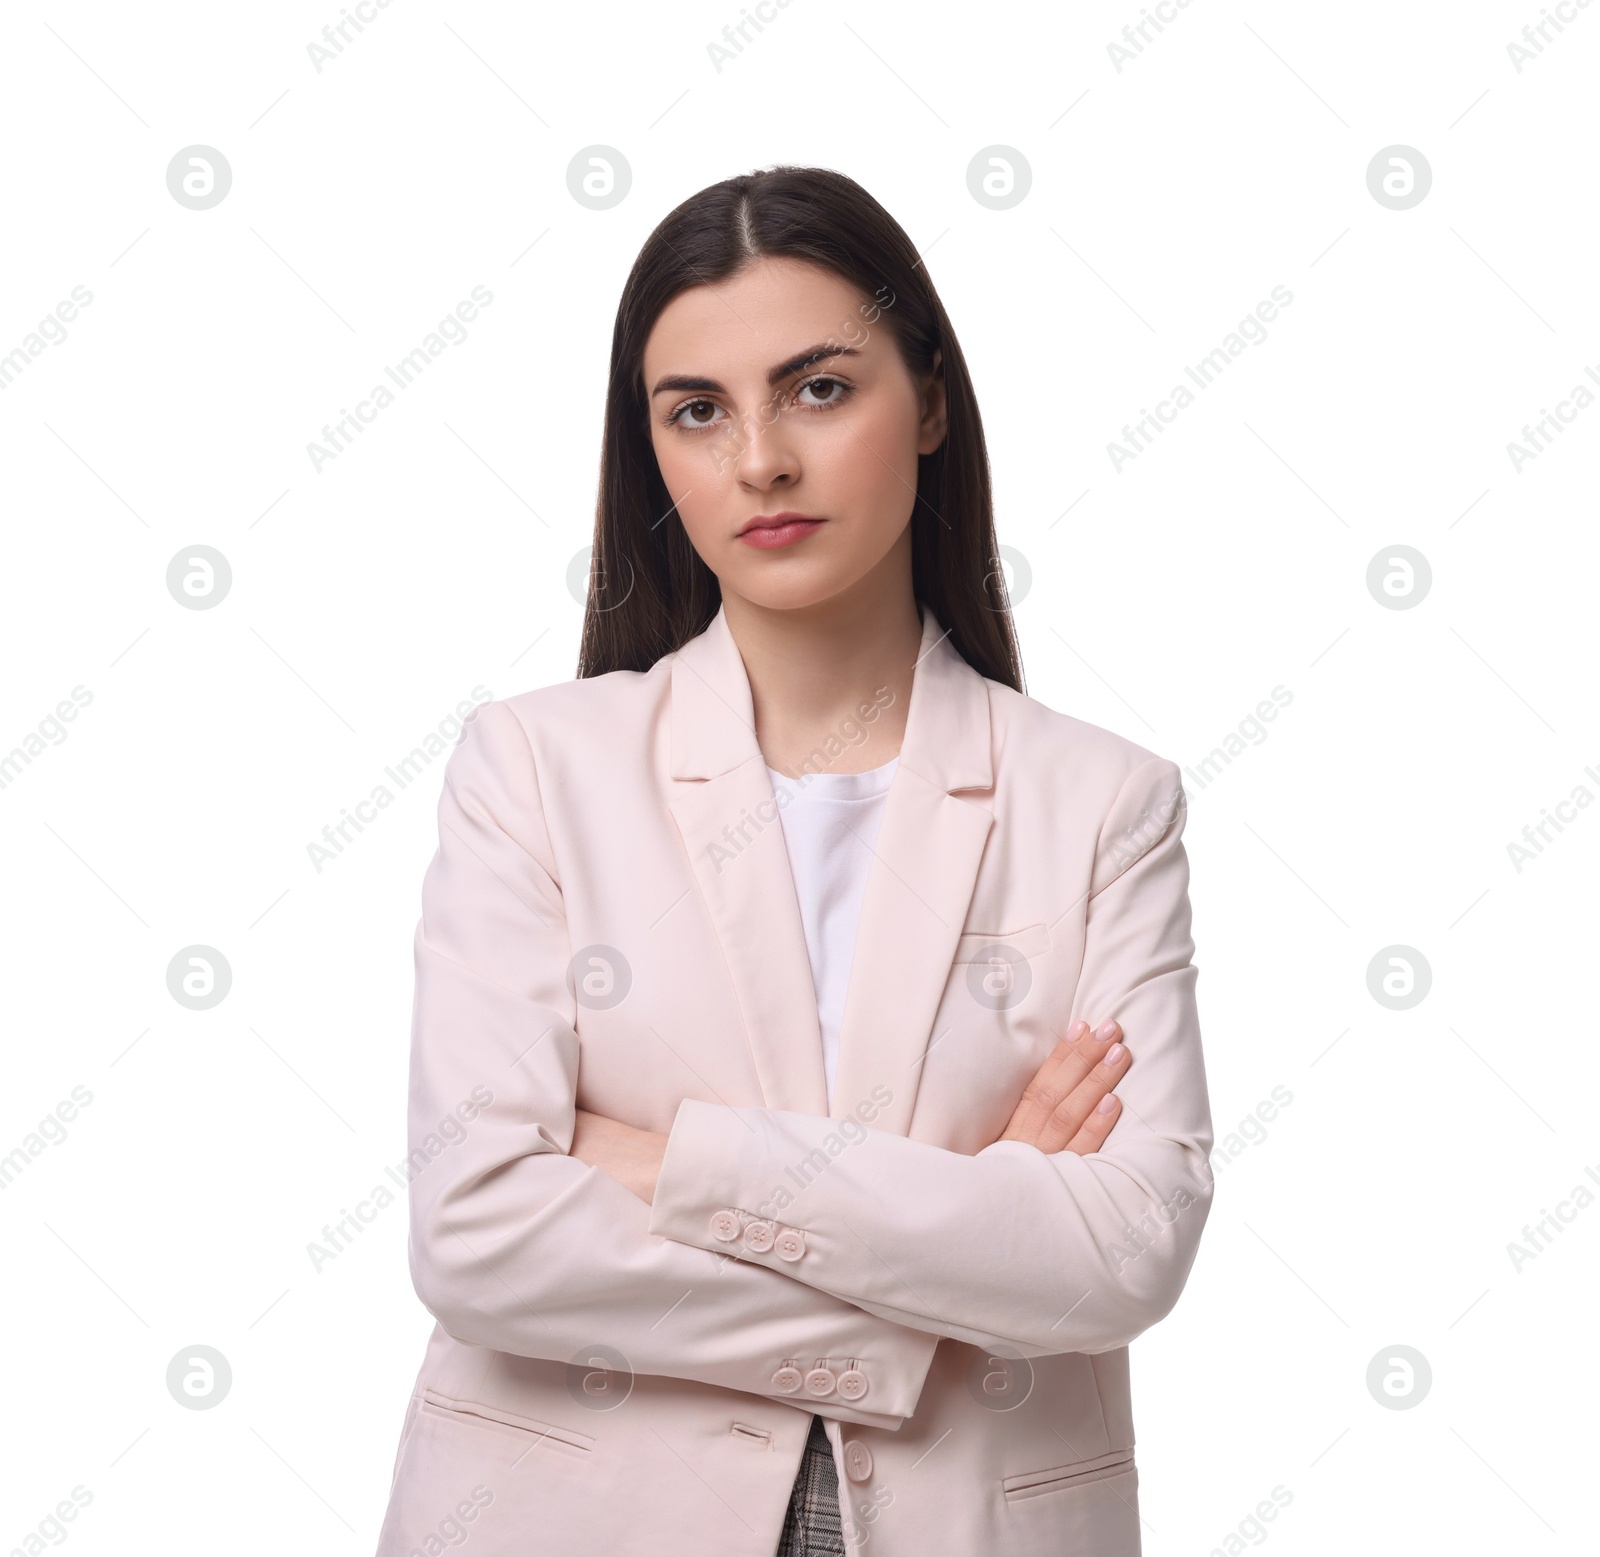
top-left (641, 256), bottom-right (946, 613)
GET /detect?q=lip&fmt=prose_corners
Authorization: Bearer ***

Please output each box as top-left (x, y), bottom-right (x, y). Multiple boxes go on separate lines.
top-left (737, 512), bottom-right (826, 549)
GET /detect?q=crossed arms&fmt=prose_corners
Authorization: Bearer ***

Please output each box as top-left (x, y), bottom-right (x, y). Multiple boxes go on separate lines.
top-left (404, 700), bottom-right (1215, 1430)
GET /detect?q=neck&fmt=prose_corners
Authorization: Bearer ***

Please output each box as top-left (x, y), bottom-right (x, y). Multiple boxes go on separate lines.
top-left (722, 558), bottom-right (921, 779)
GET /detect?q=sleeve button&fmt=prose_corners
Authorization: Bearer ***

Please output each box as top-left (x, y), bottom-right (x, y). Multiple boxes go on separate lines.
top-left (803, 1366), bottom-right (837, 1397)
top-left (775, 1227), bottom-right (807, 1261)
top-left (710, 1210), bottom-right (742, 1242)
top-left (843, 1440), bottom-right (874, 1481)
top-left (742, 1219), bottom-right (776, 1253)
top-left (772, 1365), bottom-right (803, 1393)
top-left (837, 1368), bottom-right (869, 1401)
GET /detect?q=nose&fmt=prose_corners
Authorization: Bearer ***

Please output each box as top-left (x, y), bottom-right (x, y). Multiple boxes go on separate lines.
top-left (723, 403), bottom-right (800, 491)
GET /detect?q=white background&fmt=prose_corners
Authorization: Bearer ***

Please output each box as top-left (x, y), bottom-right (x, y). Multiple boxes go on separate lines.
top-left (2, 1), bottom-right (1595, 1552)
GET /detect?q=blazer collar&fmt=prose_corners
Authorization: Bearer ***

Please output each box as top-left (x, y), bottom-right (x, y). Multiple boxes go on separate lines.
top-left (664, 599), bottom-right (997, 1132)
top-left (668, 600), bottom-right (994, 793)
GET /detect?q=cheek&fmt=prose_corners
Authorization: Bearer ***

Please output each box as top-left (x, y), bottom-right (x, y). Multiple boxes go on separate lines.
top-left (818, 398), bottom-right (922, 520)
top-left (651, 431), bottom-right (726, 544)
top-left (651, 429), bottom-right (700, 493)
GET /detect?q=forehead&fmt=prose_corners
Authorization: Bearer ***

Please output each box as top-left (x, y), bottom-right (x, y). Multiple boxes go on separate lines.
top-left (643, 257), bottom-right (872, 373)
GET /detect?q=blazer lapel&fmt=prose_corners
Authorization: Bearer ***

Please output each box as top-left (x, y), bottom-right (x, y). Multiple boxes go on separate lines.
top-left (665, 606), bottom-right (829, 1116)
top-left (663, 602), bottom-right (995, 1134)
top-left (830, 609), bottom-right (994, 1135)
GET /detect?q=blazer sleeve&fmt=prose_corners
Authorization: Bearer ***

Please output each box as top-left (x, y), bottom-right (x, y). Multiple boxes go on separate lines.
top-left (647, 754), bottom-right (1216, 1358)
top-left (403, 699), bottom-right (940, 1430)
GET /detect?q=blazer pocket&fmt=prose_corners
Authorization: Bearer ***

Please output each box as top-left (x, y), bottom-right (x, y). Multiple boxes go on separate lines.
top-left (952, 922), bottom-right (1050, 964)
top-left (1002, 1446), bottom-right (1136, 1504)
top-left (418, 1388), bottom-right (596, 1458)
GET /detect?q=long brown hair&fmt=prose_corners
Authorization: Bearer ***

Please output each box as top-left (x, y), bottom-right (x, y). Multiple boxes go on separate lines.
top-left (577, 164), bottom-right (1023, 693)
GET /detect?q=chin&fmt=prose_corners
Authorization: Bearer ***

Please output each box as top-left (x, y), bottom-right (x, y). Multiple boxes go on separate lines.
top-left (720, 567), bottom-right (860, 613)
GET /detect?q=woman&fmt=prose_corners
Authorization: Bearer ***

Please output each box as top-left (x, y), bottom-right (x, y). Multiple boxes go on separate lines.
top-left (375, 165), bottom-right (1214, 1557)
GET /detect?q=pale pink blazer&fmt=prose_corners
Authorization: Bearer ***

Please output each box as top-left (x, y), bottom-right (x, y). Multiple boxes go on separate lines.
top-left (374, 602), bottom-right (1215, 1557)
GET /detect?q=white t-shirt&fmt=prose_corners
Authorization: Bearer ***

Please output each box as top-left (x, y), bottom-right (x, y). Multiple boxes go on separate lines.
top-left (764, 756), bottom-right (899, 1111)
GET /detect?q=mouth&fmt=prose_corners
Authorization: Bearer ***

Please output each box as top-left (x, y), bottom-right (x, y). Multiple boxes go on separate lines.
top-left (737, 512), bottom-right (826, 549)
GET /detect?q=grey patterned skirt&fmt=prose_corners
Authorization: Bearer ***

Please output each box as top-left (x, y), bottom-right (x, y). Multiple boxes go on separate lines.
top-left (775, 1413), bottom-right (845, 1555)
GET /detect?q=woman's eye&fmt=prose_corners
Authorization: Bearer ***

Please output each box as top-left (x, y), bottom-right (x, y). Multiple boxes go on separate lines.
top-left (795, 376), bottom-right (849, 409)
top-left (673, 398), bottom-right (726, 430)
top-left (669, 378), bottom-right (851, 433)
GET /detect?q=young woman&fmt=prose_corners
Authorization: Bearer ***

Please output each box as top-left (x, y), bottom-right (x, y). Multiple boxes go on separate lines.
top-left (375, 166), bottom-right (1215, 1557)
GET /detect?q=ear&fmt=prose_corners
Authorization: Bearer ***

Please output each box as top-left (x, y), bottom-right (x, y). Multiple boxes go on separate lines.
top-left (917, 348), bottom-right (948, 456)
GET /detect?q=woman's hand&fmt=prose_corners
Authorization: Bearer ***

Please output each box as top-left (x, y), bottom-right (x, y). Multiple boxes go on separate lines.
top-left (572, 1018), bottom-right (1128, 1198)
top-left (570, 1108), bottom-right (669, 1204)
top-left (997, 1018), bottom-right (1130, 1154)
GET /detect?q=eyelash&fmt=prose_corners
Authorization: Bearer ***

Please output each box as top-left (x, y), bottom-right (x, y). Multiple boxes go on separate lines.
top-left (664, 375), bottom-right (854, 434)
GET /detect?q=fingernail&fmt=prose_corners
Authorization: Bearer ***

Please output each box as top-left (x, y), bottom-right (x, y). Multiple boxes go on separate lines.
top-left (1068, 1019), bottom-right (1089, 1040)
top-left (1096, 1021), bottom-right (1118, 1042)
top-left (1097, 1094), bottom-right (1117, 1114)
top-left (1105, 1042), bottom-right (1125, 1065)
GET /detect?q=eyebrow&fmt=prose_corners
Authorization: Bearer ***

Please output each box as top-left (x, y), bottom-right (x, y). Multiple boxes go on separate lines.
top-left (649, 342), bottom-right (862, 398)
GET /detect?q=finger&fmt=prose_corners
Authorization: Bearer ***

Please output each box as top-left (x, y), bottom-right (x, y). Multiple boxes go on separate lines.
top-left (1034, 1036), bottom-right (1130, 1153)
top-left (1011, 1017), bottom-right (1126, 1132)
top-left (1000, 1020), bottom-right (1091, 1143)
top-left (1062, 1092), bottom-right (1121, 1155)
top-left (998, 1017), bottom-right (1126, 1145)
top-left (1001, 1019), bottom-right (1122, 1145)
